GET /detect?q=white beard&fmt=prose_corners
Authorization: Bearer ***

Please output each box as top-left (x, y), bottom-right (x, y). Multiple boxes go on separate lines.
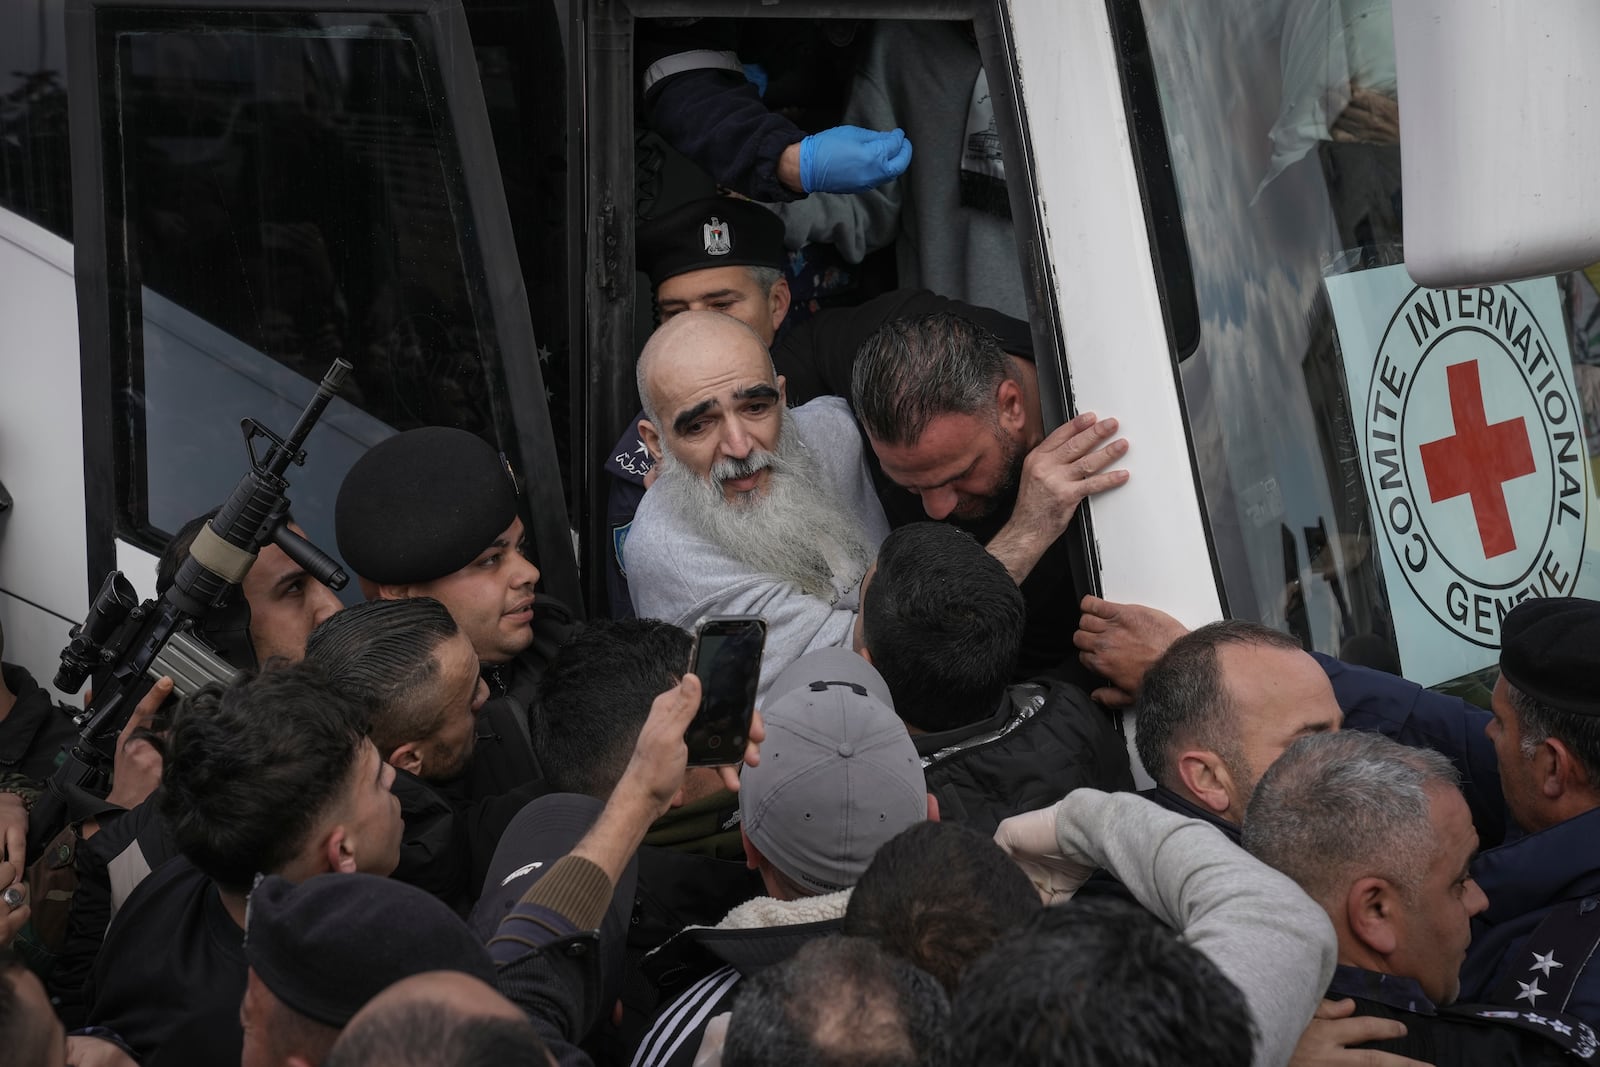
top-left (652, 409), bottom-right (873, 601)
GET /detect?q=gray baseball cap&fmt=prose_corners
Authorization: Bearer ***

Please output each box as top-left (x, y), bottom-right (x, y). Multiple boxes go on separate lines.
top-left (740, 648), bottom-right (927, 895)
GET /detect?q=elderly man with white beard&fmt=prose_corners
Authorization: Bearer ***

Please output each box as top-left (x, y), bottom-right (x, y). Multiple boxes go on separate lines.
top-left (625, 311), bottom-right (889, 698)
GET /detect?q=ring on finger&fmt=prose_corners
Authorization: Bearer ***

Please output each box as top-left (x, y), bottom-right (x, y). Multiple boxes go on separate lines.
top-left (2, 885), bottom-right (25, 909)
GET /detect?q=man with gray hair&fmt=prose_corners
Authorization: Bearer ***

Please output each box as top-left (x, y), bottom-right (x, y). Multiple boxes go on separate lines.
top-left (1245, 730), bottom-right (1587, 1062)
top-left (625, 310), bottom-right (889, 696)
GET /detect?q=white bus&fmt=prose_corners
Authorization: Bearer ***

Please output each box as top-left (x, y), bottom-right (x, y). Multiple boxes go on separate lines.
top-left (2, 0), bottom-right (1596, 724)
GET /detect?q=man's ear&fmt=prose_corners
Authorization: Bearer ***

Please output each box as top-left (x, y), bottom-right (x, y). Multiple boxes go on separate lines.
top-left (926, 793), bottom-right (940, 823)
top-left (322, 826), bottom-right (359, 875)
top-left (1542, 736), bottom-right (1583, 798)
top-left (776, 373), bottom-right (788, 408)
top-left (374, 582), bottom-right (412, 602)
top-left (740, 826), bottom-right (762, 872)
top-left (995, 377), bottom-right (1028, 435)
top-left (639, 418), bottom-right (664, 464)
top-left (1175, 750), bottom-right (1236, 816)
top-left (389, 743), bottom-right (423, 778)
top-left (356, 576), bottom-right (381, 601)
top-left (857, 645), bottom-right (874, 666)
top-left (1345, 875), bottom-right (1400, 956)
top-left (768, 277), bottom-right (792, 333)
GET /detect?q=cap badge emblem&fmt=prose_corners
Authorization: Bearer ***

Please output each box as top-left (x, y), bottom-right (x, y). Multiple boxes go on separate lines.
top-left (703, 217), bottom-right (732, 255)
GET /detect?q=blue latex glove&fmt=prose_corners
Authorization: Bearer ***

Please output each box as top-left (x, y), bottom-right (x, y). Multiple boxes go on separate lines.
top-left (743, 63), bottom-right (769, 97)
top-left (798, 126), bottom-right (913, 194)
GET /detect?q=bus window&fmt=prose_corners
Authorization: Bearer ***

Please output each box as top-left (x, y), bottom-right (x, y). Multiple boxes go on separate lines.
top-left (71, 5), bottom-right (575, 605)
top-left (1124, 0), bottom-right (1600, 692)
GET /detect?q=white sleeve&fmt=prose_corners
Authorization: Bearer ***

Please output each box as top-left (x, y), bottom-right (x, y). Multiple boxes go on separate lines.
top-left (1053, 790), bottom-right (1337, 1067)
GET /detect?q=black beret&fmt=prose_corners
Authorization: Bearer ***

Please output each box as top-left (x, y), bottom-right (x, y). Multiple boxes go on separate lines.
top-left (637, 196), bottom-right (787, 289)
top-left (1499, 597), bottom-right (1600, 717)
top-left (245, 873), bottom-right (496, 1027)
top-left (336, 427), bottom-right (517, 585)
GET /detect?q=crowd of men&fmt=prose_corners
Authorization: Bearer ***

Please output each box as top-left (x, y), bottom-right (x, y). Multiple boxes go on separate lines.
top-left (0, 189), bottom-right (1597, 1067)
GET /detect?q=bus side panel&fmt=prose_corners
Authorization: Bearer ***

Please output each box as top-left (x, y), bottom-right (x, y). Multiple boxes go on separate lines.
top-left (0, 210), bottom-right (89, 681)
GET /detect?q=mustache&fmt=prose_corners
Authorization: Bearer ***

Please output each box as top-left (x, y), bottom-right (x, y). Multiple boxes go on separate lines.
top-left (711, 450), bottom-right (776, 485)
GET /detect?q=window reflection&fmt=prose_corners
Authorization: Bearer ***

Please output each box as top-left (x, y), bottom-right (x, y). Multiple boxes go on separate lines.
top-left (1136, 0), bottom-right (1600, 685)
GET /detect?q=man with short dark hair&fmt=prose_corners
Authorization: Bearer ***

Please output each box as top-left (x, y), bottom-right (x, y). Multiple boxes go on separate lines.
top-left (306, 597), bottom-right (485, 783)
top-left (529, 618), bottom-right (761, 1059)
top-left (850, 311), bottom-right (1128, 679)
top-left (633, 649), bottom-right (931, 1067)
top-left (536, 619), bottom-right (693, 799)
top-left (1136, 619), bottom-right (1341, 832)
top-left (81, 663), bottom-right (404, 1063)
top-left (722, 937), bottom-right (949, 1067)
top-left (948, 896), bottom-right (1255, 1067)
top-left (1245, 730), bottom-right (1583, 1062)
top-left (841, 820), bottom-right (1039, 994)
top-left (854, 522), bottom-right (1131, 832)
top-left (240, 872), bottom-right (500, 1067)
top-left (157, 508), bottom-right (343, 669)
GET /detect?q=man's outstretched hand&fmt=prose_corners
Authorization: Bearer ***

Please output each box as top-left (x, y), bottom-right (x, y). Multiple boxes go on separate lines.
top-left (575, 675), bottom-right (763, 884)
top-left (1073, 596), bottom-right (1189, 708)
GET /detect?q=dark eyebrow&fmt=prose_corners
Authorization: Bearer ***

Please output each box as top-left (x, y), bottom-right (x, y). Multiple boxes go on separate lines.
top-left (673, 398), bottom-right (718, 435)
top-left (734, 384), bottom-right (780, 402)
top-left (273, 568), bottom-right (311, 593)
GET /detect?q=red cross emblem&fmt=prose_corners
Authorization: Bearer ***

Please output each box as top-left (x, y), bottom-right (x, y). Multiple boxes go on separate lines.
top-left (1418, 360), bottom-right (1537, 559)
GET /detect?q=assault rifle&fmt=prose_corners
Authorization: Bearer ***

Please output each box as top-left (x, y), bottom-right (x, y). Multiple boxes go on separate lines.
top-left (27, 359), bottom-right (353, 857)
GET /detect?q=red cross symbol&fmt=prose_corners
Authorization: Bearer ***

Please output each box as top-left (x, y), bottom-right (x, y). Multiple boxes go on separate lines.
top-left (1417, 360), bottom-right (1537, 559)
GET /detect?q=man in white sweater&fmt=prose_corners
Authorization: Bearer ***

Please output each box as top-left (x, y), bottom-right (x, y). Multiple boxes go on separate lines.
top-left (625, 311), bottom-right (889, 698)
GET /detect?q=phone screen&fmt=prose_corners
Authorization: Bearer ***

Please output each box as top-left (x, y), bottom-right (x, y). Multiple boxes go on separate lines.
top-left (686, 617), bottom-right (766, 766)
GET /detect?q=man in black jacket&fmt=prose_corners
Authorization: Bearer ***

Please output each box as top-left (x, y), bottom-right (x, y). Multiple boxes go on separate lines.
top-left (854, 522), bottom-right (1131, 833)
top-left (335, 425), bottom-right (575, 889)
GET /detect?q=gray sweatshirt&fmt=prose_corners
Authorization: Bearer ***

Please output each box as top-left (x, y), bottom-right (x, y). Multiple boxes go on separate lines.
top-left (624, 397), bottom-right (890, 701)
top-left (1056, 790), bottom-right (1337, 1067)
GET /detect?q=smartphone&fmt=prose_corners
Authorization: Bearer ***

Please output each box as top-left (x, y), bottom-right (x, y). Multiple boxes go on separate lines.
top-left (685, 615), bottom-right (767, 767)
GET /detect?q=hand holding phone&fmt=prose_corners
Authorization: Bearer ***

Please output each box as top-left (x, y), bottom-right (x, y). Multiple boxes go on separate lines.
top-left (685, 616), bottom-right (767, 767)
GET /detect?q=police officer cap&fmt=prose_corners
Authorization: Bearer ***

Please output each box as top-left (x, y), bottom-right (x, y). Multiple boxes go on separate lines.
top-left (1499, 596), bottom-right (1600, 716)
top-left (637, 196), bottom-right (787, 290)
top-left (336, 427), bottom-right (517, 585)
top-left (245, 873), bottom-right (496, 1028)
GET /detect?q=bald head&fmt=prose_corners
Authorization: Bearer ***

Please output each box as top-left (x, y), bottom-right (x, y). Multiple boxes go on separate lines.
top-left (635, 310), bottom-right (788, 501)
top-left (324, 972), bottom-right (551, 1067)
top-left (369, 971), bottom-right (524, 1021)
top-left (637, 310), bottom-right (774, 427)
